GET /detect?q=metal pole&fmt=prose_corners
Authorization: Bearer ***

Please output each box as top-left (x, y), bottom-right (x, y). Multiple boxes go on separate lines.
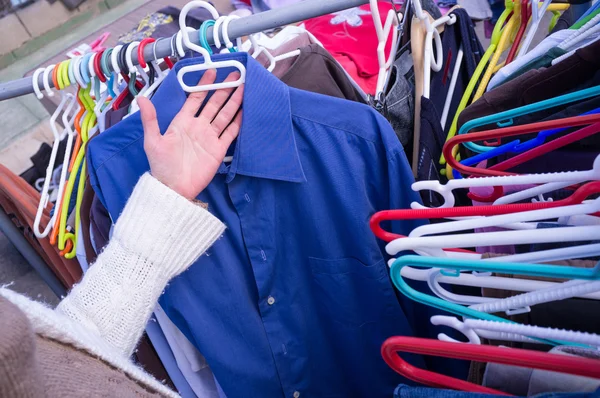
top-left (0, 0), bottom-right (369, 101)
top-left (0, 209), bottom-right (66, 298)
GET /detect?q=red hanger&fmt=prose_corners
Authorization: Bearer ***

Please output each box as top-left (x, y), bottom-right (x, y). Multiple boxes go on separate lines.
top-left (444, 113), bottom-right (600, 177)
top-left (94, 49), bottom-right (107, 83)
top-left (138, 37), bottom-right (174, 69)
top-left (381, 337), bottom-right (600, 395)
top-left (370, 181), bottom-right (600, 241)
top-left (111, 73), bottom-right (144, 111)
top-left (505, 0), bottom-right (530, 64)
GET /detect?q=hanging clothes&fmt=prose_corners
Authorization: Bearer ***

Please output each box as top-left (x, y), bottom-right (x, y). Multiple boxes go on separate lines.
top-left (87, 53), bottom-right (466, 398)
top-left (457, 39), bottom-right (600, 133)
top-left (303, 2), bottom-right (396, 95)
top-left (415, 8), bottom-right (484, 205)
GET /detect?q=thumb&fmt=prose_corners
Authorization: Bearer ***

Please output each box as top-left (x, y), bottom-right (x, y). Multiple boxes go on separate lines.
top-left (138, 96), bottom-right (161, 150)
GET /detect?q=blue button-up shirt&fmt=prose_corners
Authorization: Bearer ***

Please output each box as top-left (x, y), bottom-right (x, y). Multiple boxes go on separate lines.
top-left (88, 53), bottom-right (451, 397)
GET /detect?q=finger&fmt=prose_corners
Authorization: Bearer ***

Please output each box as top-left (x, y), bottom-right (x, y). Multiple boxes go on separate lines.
top-left (197, 72), bottom-right (241, 125)
top-left (210, 84), bottom-right (244, 133)
top-left (139, 97), bottom-right (161, 150)
top-left (179, 69), bottom-right (217, 116)
top-left (219, 110), bottom-right (242, 149)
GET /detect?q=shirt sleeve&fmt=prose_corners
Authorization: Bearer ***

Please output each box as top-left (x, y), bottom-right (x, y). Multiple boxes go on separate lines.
top-left (56, 173), bottom-right (225, 358)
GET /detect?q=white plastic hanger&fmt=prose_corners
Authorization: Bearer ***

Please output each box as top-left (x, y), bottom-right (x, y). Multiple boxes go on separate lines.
top-left (387, 195), bottom-right (600, 255)
top-left (42, 64), bottom-right (56, 97)
top-left (412, 155), bottom-right (600, 208)
top-left (176, 1), bottom-right (246, 93)
top-left (425, 249), bottom-right (600, 305)
top-left (422, 13), bottom-right (457, 99)
top-left (432, 316), bottom-right (600, 347)
top-left (370, 0), bottom-right (400, 99)
top-left (401, 265), bottom-right (600, 302)
top-left (33, 76), bottom-right (70, 238)
top-left (517, 0), bottom-right (547, 57)
top-left (52, 94), bottom-right (80, 228)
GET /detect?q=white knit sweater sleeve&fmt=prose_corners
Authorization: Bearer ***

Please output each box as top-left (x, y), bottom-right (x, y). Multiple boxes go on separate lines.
top-left (56, 173), bottom-right (225, 359)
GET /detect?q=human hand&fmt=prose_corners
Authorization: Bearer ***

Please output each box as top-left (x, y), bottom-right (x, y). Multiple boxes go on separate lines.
top-left (138, 70), bottom-right (244, 200)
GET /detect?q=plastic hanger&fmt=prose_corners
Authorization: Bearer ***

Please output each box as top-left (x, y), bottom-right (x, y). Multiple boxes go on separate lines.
top-left (447, 115), bottom-right (600, 178)
top-left (471, 277), bottom-right (600, 314)
top-left (434, 316), bottom-right (600, 347)
top-left (176, 1), bottom-right (245, 93)
top-left (129, 38), bottom-right (169, 113)
top-left (381, 336), bottom-right (600, 394)
top-left (388, 255), bottom-right (600, 342)
top-left (370, 0), bottom-right (399, 99)
top-left (388, 222), bottom-right (600, 258)
top-left (374, 176), bottom-right (600, 226)
top-left (437, 0), bottom-right (514, 174)
top-left (473, 0), bottom-right (521, 101)
top-left (58, 78), bottom-right (96, 258)
top-left (33, 65), bottom-right (70, 238)
top-left (386, 188), bottom-right (600, 261)
top-left (518, 0), bottom-right (551, 56)
top-left (401, 256), bottom-right (600, 308)
top-left (406, 262), bottom-right (600, 310)
top-left (414, 153), bottom-right (600, 208)
top-left (505, 0), bottom-right (530, 64)
top-left (455, 84), bottom-right (600, 155)
top-left (452, 107), bottom-right (600, 180)
top-left (50, 85), bottom-right (86, 248)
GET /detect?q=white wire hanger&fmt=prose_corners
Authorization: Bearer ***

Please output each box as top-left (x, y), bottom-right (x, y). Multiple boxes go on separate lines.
top-left (176, 1), bottom-right (246, 93)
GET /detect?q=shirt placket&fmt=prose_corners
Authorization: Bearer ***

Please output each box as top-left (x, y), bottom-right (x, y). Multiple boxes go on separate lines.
top-left (228, 176), bottom-right (301, 398)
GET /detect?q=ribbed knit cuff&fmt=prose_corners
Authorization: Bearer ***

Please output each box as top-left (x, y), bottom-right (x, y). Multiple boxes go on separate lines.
top-left (113, 173), bottom-right (225, 279)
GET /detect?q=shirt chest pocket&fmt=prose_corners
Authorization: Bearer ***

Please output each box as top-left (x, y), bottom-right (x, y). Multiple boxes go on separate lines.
top-left (309, 256), bottom-right (402, 328)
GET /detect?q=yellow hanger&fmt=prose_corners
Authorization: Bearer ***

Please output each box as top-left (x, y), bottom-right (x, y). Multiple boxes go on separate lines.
top-left (61, 59), bottom-right (71, 89)
top-left (438, 0), bottom-right (514, 176)
top-left (58, 83), bottom-right (96, 258)
top-left (440, 0), bottom-right (569, 178)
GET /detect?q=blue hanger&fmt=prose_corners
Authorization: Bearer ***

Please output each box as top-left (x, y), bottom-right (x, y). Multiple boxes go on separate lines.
top-left (458, 85), bottom-right (600, 153)
top-left (453, 106), bottom-right (600, 179)
top-left (79, 53), bottom-right (93, 86)
top-left (199, 20), bottom-right (216, 55)
top-left (389, 255), bottom-right (600, 346)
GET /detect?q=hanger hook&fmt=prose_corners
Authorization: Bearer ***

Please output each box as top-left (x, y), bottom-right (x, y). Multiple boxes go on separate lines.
top-left (222, 15), bottom-right (239, 51)
top-left (199, 20), bottom-right (216, 55)
top-left (32, 68), bottom-right (45, 99)
top-left (111, 44), bottom-right (123, 74)
top-left (213, 16), bottom-right (226, 50)
top-left (178, 1), bottom-right (219, 58)
top-left (42, 64), bottom-right (56, 97)
top-left (73, 56), bottom-right (86, 87)
top-left (67, 58), bottom-right (76, 87)
top-left (138, 38), bottom-right (156, 68)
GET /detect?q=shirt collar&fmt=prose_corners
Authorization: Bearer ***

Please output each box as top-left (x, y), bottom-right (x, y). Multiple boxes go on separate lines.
top-left (153, 52), bottom-right (306, 183)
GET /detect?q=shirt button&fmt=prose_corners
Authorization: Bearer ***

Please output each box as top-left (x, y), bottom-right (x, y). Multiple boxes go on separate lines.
top-left (267, 296), bottom-right (276, 305)
top-left (293, 391), bottom-right (300, 398)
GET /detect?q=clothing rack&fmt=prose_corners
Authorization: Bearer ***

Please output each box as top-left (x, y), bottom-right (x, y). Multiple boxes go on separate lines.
top-left (0, 0), bottom-right (375, 298)
top-left (0, 0), bottom-right (371, 101)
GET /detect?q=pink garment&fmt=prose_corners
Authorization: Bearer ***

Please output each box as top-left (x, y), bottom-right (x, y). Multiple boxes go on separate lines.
top-left (303, 2), bottom-right (395, 95)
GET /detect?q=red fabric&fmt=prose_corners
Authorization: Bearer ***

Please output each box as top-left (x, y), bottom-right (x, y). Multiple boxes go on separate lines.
top-left (303, 2), bottom-right (394, 95)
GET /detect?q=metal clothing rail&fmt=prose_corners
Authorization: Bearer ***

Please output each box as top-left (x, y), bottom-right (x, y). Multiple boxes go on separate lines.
top-left (0, 0), bottom-right (370, 101)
